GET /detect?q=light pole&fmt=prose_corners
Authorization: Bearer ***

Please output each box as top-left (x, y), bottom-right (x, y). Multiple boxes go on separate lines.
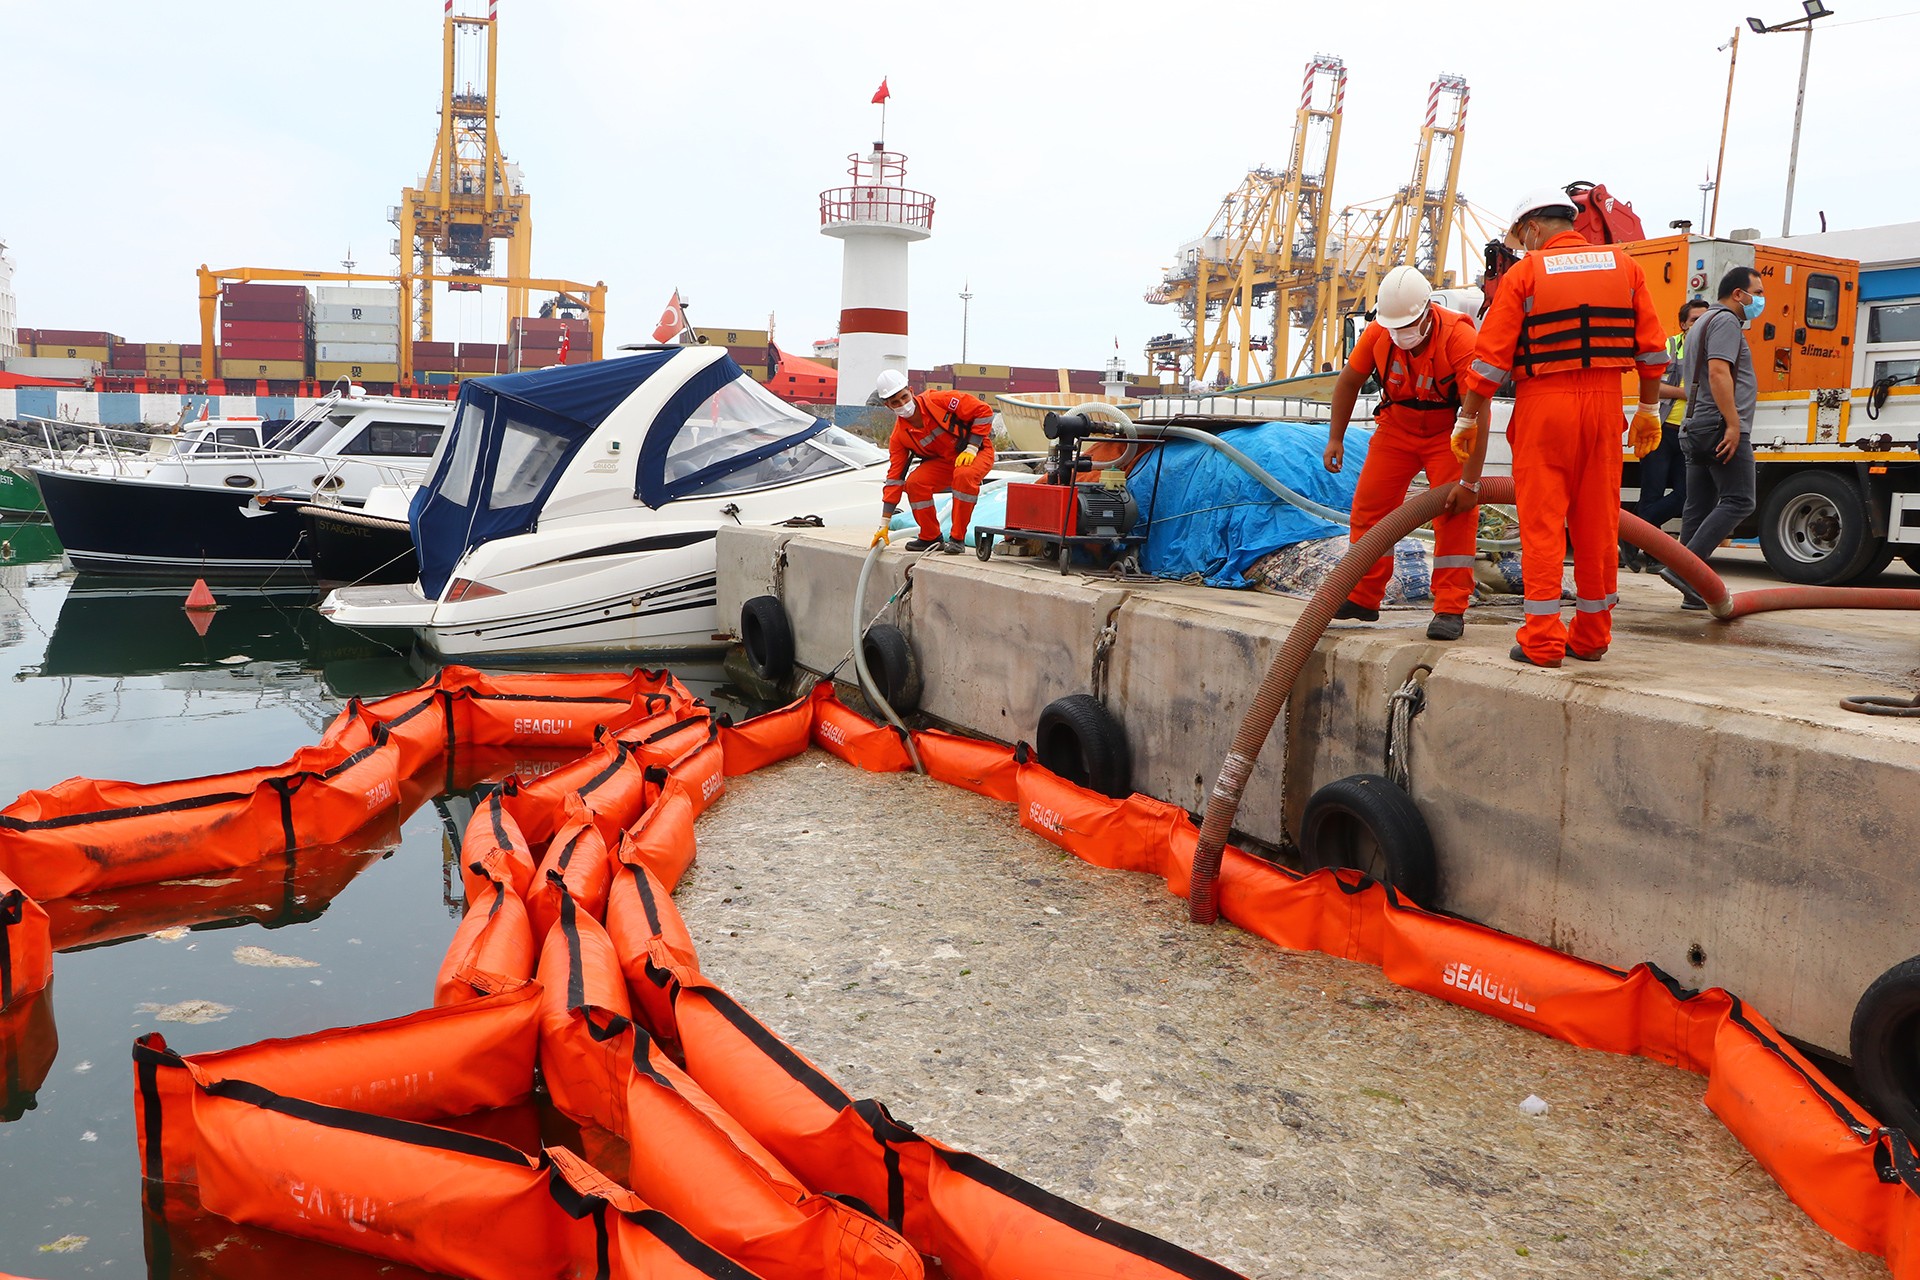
top-left (1698, 172), bottom-right (1716, 232)
top-left (958, 278), bottom-right (973, 364)
top-left (1746, 0), bottom-right (1834, 237)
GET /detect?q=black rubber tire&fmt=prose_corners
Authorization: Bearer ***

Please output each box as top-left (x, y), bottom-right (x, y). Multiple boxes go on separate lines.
top-left (1297, 773), bottom-right (1438, 906)
top-left (1850, 541), bottom-right (1897, 584)
top-left (976, 533), bottom-right (993, 562)
top-left (1851, 955), bottom-right (1920, 1139)
top-left (739, 595), bottom-right (795, 682)
top-left (1902, 550), bottom-right (1920, 577)
top-left (1760, 470), bottom-right (1876, 585)
top-left (1035, 694), bottom-right (1131, 798)
top-left (861, 623), bottom-right (923, 715)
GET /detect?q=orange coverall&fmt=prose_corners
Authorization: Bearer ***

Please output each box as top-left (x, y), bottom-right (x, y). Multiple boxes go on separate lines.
top-left (1343, 304), bottom-right (1481, 615)
top-left (1462, 231), bottom-right (1669, 663)
top-left (882, 390), bottom-right (997, 541)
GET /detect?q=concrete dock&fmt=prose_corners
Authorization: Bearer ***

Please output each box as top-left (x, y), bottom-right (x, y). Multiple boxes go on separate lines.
top-left (717, 526), bottom-right (1920, 1063)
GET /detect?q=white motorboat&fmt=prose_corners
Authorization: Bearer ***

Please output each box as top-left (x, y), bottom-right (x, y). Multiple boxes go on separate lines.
top-left (29, 390), bottom-right (451, 579)
top-left (319, 347), bottom-right (890, 658)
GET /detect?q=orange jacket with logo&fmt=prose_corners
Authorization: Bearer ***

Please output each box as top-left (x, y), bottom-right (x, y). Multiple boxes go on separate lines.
top-left (1463, 230), bottom-right (1668, 398)
top-left (882, 390), bottom-right (994, 509)
top-left (1347, 303), bottom-right (1478, 435)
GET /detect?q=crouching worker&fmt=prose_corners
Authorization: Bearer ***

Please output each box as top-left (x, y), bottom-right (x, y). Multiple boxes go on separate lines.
top-left (869, 369), bottom-right (997, 553)
top-left (1322, 265), bottom-right (1488, 641)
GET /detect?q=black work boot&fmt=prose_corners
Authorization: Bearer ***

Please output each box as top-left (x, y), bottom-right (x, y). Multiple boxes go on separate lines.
top-left (1426, 612), bottom-right (1465, 641)
top-left (1332, 601), bottom-right (1379, 622)
top-left (904, 538), bottom-right (941, 552)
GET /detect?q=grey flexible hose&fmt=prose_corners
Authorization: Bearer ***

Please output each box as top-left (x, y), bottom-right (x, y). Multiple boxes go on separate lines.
top-left (852, 540), bottom-right (925, 774)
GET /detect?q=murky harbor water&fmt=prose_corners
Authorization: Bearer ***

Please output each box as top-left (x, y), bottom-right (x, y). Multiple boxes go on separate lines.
top-left (0, 524), bottom-right (752, 1278)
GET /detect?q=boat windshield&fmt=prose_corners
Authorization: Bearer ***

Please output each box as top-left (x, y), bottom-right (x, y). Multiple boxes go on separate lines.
top-left (660, 380), bottom-right (876, 500)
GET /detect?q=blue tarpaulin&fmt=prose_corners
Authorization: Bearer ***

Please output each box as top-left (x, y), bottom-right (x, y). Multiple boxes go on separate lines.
top-left (1127, 421), bottom-right (1367, 587)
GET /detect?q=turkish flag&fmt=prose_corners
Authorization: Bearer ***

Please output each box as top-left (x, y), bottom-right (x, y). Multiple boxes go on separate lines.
top-left (652, 291), bottom-right (686, 344)
top-left (556, 323), bottom-right (570, 363)
top-left (871, 78), bottom-right (890, 105)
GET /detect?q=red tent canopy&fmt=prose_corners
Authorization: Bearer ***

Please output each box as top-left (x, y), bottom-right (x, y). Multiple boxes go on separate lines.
top-left (0, 372), bottom-right (86, 389)
top-left (762, 348), bottom-right (838, 405)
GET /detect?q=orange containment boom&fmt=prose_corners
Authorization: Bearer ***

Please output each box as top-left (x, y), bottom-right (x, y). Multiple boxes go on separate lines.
top-left (0, 663), bottom-right (1898, 1277)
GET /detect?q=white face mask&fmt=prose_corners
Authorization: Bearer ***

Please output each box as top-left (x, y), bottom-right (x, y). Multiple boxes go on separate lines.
top-left (1388, 317), bottom-right (1430, 350)
top-left (892, 396), bottom-right (916, 419)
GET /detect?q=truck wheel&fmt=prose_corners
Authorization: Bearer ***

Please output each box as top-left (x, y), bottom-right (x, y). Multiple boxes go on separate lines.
top-left (1759, 471), bottom-right (1876, 585)
top-left (1851, 956), bottom-right (1920, 1139)
top-left (1298, 774), bottom-right (1438, 907)
top-left (1851, 542), bottom-right (1897, 583)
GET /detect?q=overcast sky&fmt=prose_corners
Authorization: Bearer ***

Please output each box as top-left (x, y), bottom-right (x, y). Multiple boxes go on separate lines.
top-left (4, 0), bottom-right (1915, 371)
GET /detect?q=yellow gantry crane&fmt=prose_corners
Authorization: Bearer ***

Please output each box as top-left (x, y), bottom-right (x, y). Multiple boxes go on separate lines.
top-left (1149, 68), bottom-right (1504, 388)
top-left (1146, 56), bottom-right (1348, 388)
top-left (394, 0), bottom-right (534, 362)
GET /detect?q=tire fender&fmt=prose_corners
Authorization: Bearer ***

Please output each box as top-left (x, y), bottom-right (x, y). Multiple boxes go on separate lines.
top-left (860, 623), bottom-right (922, 716)
top-left (740, 596), bottom-right (795, 682)
top-left (1034, 694), bottom-right (1131, 799)
top-left (1851, 955), bottom-right (1920, 1139)
top-left (1297, 773), bottom-right (1438, 906)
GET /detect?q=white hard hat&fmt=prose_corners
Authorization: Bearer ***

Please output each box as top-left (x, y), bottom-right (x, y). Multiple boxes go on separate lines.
top-left (1510, 186), bottom-right (1579, 229)
top-left (1374, 266), bottom-right (1433, 329)
top-left (875, 369), bottom-right (909, 400)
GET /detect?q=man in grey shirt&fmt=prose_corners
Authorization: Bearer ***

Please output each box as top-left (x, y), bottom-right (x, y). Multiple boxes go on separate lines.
top-left (1659, 265), bottom-right (1763, 609)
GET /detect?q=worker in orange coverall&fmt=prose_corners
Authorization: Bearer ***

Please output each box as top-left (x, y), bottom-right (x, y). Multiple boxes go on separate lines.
top-left (1456, 188), bottom-right (1668, 668)
top-left (1323, 264), bottom-right (1489, 642)
top-left (869, 368), bottom-right (997, 553)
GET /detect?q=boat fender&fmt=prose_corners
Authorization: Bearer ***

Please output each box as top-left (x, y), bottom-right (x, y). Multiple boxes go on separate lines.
top-left (860, 624), bottom-right (923, 717)
top-left (1850, 955), bottom-right (1920, 1140)
top-left (741, 596), bottom-right (796, 683)
top-left (1297, 773), bottom-right (1438, 907)
top-left (1035, 694), bottom-right (1132, 799)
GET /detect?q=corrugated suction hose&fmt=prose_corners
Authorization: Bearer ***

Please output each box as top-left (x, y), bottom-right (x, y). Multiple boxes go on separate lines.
top-left (1188, 475), bottom-right (1920, 924)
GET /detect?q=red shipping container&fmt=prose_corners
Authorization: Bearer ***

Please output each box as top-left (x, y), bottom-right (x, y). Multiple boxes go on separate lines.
top-left (416, 341), bottom-right (456, 359)
top-left (1010, 366), bottom-right (1056, 381)
top-left (224, 282), bottom-right (307, 307)
top-left (181, 344), bottom-right (203, 357)
top-left (34, 328), bottom-right (118, 345)
top-left (1004, 483), bottom-right (1075, 536)
top-left (1006, 380), bottom-right (1058, 394)
top-left (221, 319), bottom-right (307, 342)
top-left (222, 299), bottom-right (307, 323)
top-left (457, 356), bottom-right (510, 374)
top-left (220, 340), bottom-right (307, 360)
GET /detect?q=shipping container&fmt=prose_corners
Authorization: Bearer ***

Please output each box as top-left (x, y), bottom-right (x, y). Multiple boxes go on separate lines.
top-left (223, 282), bottom-right (307, 309)
top-left (221, 319), bottom-right (307, 342)
top-left (147, 343), bottom-right (181, 357)
top-left (311, 321), bottom-right (399, 344)
top-left (221, 300), bottom-right (307, 324)
top-left (952, 376), bottom-right (1011, 392)
top-left (458, 342), bottom-right (508, 357)
top-left (311, 302), bottom-right (400, 326)
top-left (181, 344), bottom-right (203, 357)
top-left (220, 359), bottom-right (306, 380)
top-left (455, 356), bottom-right (509, 374)
top-left (312, 285), bottom-right (399, 306)
top-left (31, 344), bottom-right (110, 362)
top-left (32, 329), bottom-right (117, 345)
top-left (415, 341), bottom-right (457, 359)
top-left (4, 357), bottom-right (97, 379)
top-left (313, 360), bottom-right (401, 382)
top-left (953, 364), bottom-right (1011, 379)
top-left (314, 341), bottom-right (400, 363)
top-left (691, 326), bottom-right (769, 346)
top-left (221, 340), bottom-right (308, 361)
top-left (421, 372), bottom-right (459, 386)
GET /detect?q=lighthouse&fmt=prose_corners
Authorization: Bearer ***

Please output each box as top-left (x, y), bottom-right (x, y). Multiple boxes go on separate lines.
top-left (819, 141), bottom-right (934, 408)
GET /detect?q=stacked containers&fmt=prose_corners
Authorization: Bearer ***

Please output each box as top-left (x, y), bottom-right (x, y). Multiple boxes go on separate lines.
top-left (312, 286), bottom-right (400, 386)
top-left (691, 327), bottom-right (774, 383)
top-left (22, 329), bottom-right (117, 363)
top-left (510, 316), bottom-right (592, 370)
top-left (220, 284), bottom-right (309, 382)
top-left (415, 340), bottom-right (458, 384)
top-left (457, 342), bottom-right (508, 377)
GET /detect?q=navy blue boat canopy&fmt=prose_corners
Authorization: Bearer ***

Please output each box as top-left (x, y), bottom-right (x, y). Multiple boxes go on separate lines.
top-left (411, 352), bottom-right (677, 599)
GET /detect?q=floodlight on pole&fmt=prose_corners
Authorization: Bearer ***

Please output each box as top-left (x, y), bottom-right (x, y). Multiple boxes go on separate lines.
top-left (1746, 3), bottom-right (1834, 236)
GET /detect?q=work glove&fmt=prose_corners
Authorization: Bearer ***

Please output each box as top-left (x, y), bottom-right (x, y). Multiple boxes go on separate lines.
top-left (869, 523), bottom-right (890, 549)
top-left (1449, 422), bottom-right (1478, 464)
top-left (955, 448), bottom-right (978, 468)
top-left (1628, 405), bottom-right (1662, 460)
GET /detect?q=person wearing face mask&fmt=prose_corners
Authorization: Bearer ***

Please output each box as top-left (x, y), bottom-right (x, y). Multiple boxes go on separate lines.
top-left (870, 368), bottom-right (996, 553)
top-left (1322, 265), bottom-right (1488, 641)
top-left (1456, 188), bottom-right (1670, 668)
top-left (1656, 266), bottom-right (1763, 610)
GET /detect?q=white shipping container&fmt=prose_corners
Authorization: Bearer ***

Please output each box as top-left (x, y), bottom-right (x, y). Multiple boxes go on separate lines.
top-left (312, 285), bottom-right (399, 306)
top-left (311, 321), bottom-right (401, 344)
top-left (315, 342), bottom-right (400, 363)
top-left (4, 356), bottom-right (99, 378)
top-left (312, 303), bottom-right (401, 326)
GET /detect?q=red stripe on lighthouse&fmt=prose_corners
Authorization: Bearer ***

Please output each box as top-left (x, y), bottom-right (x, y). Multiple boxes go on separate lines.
top-left (839, 307), bottom-right (909, 336)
